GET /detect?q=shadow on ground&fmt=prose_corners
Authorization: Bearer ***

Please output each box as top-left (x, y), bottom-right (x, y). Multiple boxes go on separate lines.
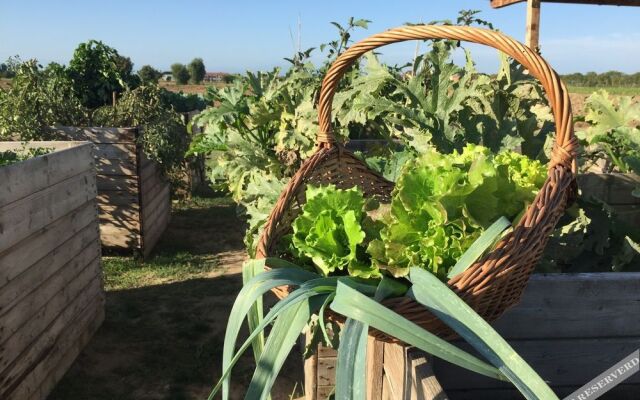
top-left (48, 196), bottom-right (304, 400)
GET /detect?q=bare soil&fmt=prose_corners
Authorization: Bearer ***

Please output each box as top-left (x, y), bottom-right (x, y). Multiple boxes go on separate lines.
top-left (48, 196), bottom-right (304, 400)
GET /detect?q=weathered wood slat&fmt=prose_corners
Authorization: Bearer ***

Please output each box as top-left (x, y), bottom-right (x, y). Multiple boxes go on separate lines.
top-left (141, 173), bottom-right (165, 209)
top-left (142, 197), bottom-right (171, 257)
top-left (95, 157), bottom-right (137, 176)
top-left (99, 216), bottom-right (140, 232)
top-left (7, 294), bottom-right (104, 400)
top-left (93, 143), bottom-right (136, 160)
top-left (0, 200), bottom-right (97, 287)
top-left (97, 190), bottom-right (139, 207)
top-left (0, 171), bottom-right (97, 251)
top-left (53, 126), bottom-right (136, 143)
top-left (100, 223), bottom-right (141, 249)
top-left (0, 250), bottom-right (100, 346)
top-left (0, 142), bottom-right (93, 206)
top-left (434, 337), bottom-right (640, 389)
top-left (96, 175), bottom-right (138, 192)
top-left (0, 142), bottom-right (102, 400)
top-left (142, 183), bottom-right (170, 227)
top-left (0, 272), bottom-right (101, 385)
top-left (492, 273), bottom-right (640, 339)
top-left (0, 224), bottom-right (99, 314)
top-left (98, 204), bottom-right (140, 221)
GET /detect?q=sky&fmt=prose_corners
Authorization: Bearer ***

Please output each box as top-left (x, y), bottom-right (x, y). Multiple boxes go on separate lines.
top-left (1, 0), bottom-right (639, 74)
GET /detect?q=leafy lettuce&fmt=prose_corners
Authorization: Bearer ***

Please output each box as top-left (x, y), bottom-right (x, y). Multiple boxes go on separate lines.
top-left (291, 185), bottom-right (382, 278)
top-left (368, 145), bottom-right (546, 279)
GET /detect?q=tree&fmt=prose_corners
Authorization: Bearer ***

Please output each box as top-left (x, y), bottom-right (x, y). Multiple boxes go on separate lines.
top-left (138, 65), bottom-right (162, 83)
top-left (188, 58), bottom-right (206, 84)
top-left (68, 40), bottom-right (135, 109)
top-left (222, 74), bottom-right (236, 84)
top-left (171, 63), bottom-right (190, 85)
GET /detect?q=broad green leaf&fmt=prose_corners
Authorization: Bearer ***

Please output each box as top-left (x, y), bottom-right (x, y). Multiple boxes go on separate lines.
top-left (330, 281), bottom-right (507, 381)
top-left (409, 268), bottom-right (558, 400)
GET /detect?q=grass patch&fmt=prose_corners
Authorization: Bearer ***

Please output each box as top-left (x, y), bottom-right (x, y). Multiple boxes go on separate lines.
top-left (103, 252), bottom-right (221, 291)
top-left (569, 86), bottom-right (640, 96)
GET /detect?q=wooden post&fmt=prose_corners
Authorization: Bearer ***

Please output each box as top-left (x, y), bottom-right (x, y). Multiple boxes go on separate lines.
top-left (525, 0), bottom-right (541, 52)
top-left (112, 91), bottom-right (117, 106)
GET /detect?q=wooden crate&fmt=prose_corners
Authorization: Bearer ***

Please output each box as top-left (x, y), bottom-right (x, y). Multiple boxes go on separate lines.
top-left (55, 127), bottom-right (171, 257)
top-left (307, 273), bottom-right (640, 399)
top-left (0, 141), bottom-right (104, 400)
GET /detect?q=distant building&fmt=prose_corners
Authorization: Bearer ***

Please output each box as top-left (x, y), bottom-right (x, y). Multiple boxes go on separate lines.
top-left (203, 72), bottom-right (230, 82)
top-left (160, 72), bottom-right (173, 82)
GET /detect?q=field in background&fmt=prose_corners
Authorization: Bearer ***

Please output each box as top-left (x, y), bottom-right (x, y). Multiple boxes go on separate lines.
top-left (569, 86), bottom-right (640, 96)
top-left (159, 80), bottom-right (225, 95)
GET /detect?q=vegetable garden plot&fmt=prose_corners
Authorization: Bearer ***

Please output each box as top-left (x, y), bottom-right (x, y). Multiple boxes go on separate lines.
top-left (0, 141), bottom-right (104, 400)
top-left (56, 126), bottom-right (171, 258)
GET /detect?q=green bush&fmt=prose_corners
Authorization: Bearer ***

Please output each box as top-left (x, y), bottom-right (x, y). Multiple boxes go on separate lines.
top-left (171, 63), bottom-right (190, 85)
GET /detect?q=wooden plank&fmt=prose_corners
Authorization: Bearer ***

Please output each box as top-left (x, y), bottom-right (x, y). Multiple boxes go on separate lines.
top-left (93, 143), bottom-right (136, 159)
top-left (142, 194), bottom-right (171, 256)
top-left (0, 249), bottom-right (100, 345)
top-left (382, 343), bottom-right (406, 400)
top-left (366, 337), bottom-right (384, 400)
top-left (95, 157), bottom-right (137, 176)
top-left (100, 223), bottom-right (140, 249)
top-left (140, 157), bottom-right (160, 185)
top-left (98, 204), bottom-right (140, 221)
top-left (406, 349), bottom-right (447, 400)
top-left (0, 224), bottom-right (99, 314)
top-left (7, 294), bottom-right (104, 400)
top-left (0, 200), bottom-right (97, 288)
top-left (142, 183), bottom-right (170, 229)
top-left (0, 143), bottom-right (93, 206)
top-left (304, 355), bottom-right (317, 400)
top-left (96, 175), bottom-right (138, 192)
top-left (0, 171), bottom-right (97, 251)
top-left (141, 172), bottom-right (165, 209)
top-left (53, 126), bottom-right (136, 143)
top-left (317, 356), bottom-right (336, 387)
top-left (97, 190), bottom-right (139, 207)
top-left (433, 338), bottom-right (640, 390)
top-left (525, 0), bottom-right (541, 50)
top-left (99, 215), bottom-right (140, 232)
top-left (0, 272), bottom-right (101, 385)
top-left (491, 273), bottom-right (640, 339)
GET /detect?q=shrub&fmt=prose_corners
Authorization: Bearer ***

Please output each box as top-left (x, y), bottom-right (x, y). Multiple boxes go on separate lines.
top-left (188, 58), bottom-right (206, 84)
top-left (171, 63), bottom-right (190, 85)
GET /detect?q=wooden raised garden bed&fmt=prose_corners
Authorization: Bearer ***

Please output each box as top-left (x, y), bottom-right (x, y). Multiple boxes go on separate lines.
top-left (307, 273), bottom-right (640, 399)
top-left (578, 172), bottom-right (640, 226)
top-left (56, 127), bottom-right (171, 258)
top-left (0, 141), bottom-right (104, 400)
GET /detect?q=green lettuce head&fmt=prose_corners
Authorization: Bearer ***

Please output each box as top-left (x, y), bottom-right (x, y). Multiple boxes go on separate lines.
top-left (291, 185), bottom-right (381, 278)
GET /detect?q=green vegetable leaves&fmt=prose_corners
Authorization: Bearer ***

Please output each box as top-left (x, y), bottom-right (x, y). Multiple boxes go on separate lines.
top-left (369, 145), bottom-right (545, 279)
top-left (292, 185), bottom-right (381, 278)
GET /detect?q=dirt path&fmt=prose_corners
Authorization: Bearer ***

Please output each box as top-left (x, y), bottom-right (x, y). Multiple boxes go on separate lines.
top-left (49, 197), bottom-right (304, 400)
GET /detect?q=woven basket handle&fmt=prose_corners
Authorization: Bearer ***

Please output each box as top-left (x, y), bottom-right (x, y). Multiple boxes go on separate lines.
top-left (316, 25), bottom-right (577, 171)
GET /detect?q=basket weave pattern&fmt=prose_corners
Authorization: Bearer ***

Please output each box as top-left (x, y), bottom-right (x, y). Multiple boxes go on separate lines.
top-left (256, 26), bottom-right (577, 341)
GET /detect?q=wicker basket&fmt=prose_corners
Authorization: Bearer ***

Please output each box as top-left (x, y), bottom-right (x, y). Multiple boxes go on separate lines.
top-left (256, 25), bottom-right (578, 342)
